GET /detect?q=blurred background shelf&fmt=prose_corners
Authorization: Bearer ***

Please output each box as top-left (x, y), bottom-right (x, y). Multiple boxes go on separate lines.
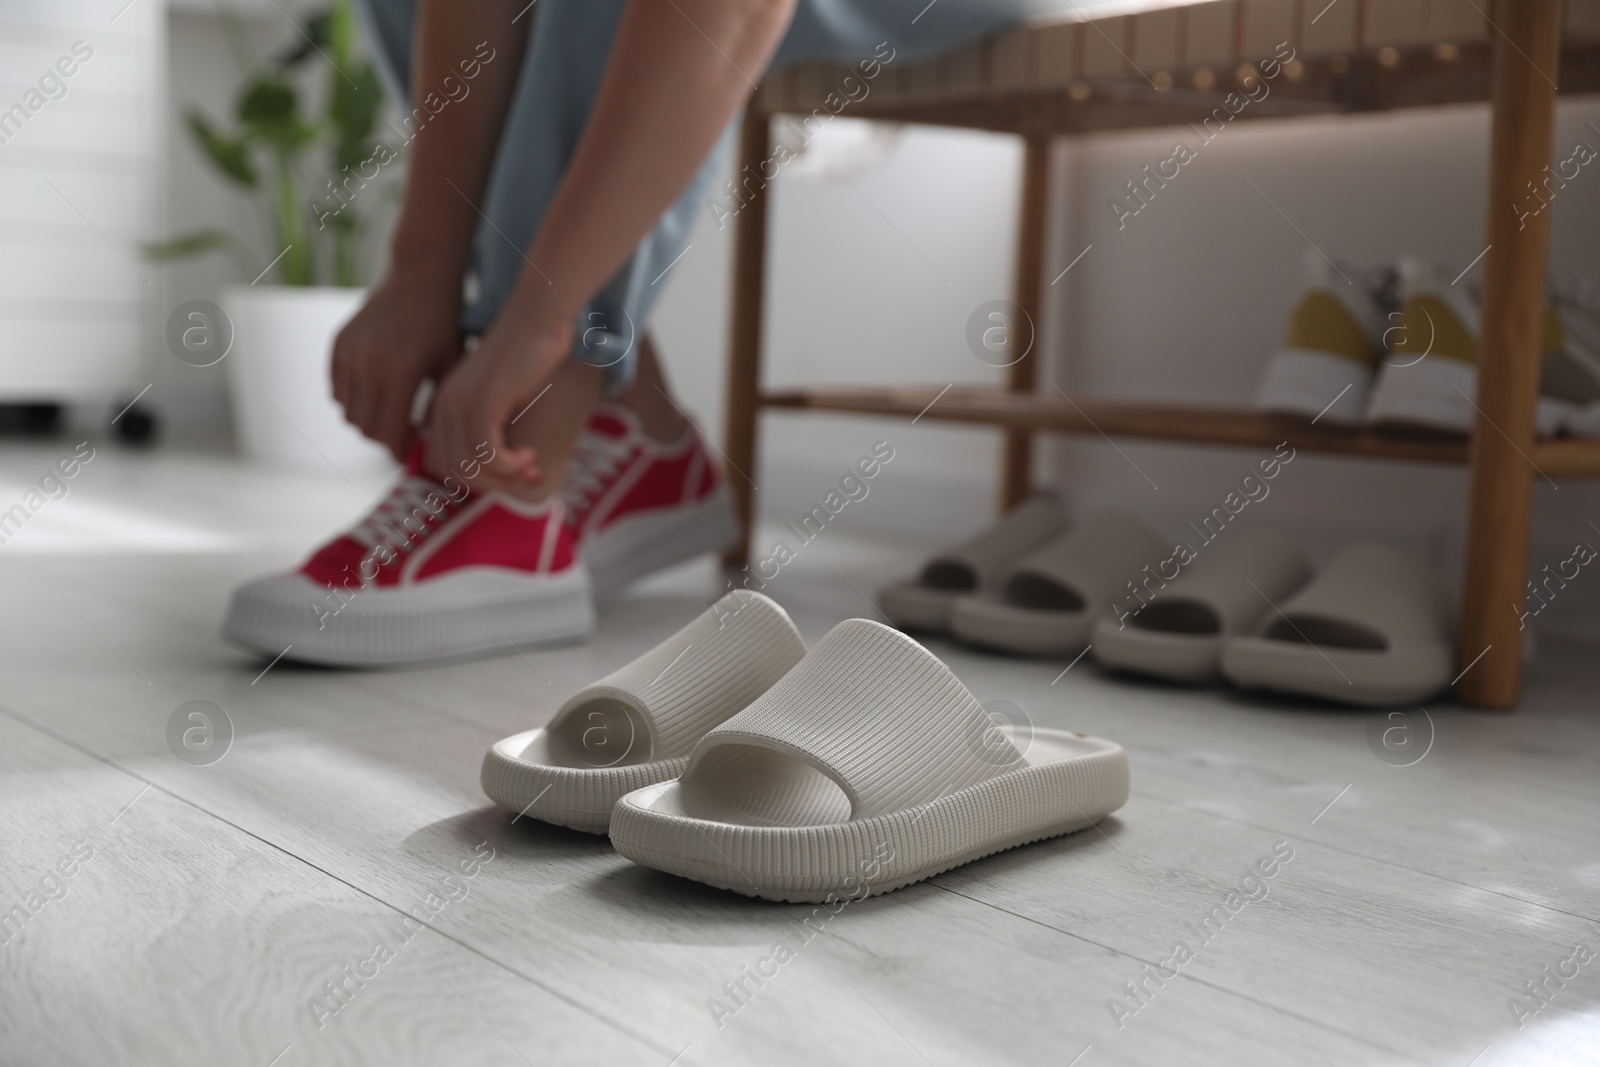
top-left (729, 0), bottom-right (1592, 708)
top-left (761, 385), bottom-right (1600, 476)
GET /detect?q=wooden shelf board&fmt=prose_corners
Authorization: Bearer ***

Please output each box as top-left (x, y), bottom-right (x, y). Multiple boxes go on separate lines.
top-left (759, 43), bottom-right (1600, 139)
top-left (759, 386), bottom-right (1600, 477)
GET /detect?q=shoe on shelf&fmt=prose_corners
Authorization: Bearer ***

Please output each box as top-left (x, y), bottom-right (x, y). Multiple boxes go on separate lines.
top-left (1091, 530), bottom-right (1312, 684)
top-left (1366, 257), bottom-right (1569, 436)
top-left (1542, 284), bottom-right (1600, 437)
top-left (878, 496), bottom-right (1069, 634)
top-left (1220, 542), bottom-right (1455, 707)
top-left (224, 444), bottom-right (593, 667)
top-left (563, 404), bottom-right (741, 603)
top-left (947, 511), bottom-right (1168, 658)
top-left (1254, 248), bottom-right (1389, 425)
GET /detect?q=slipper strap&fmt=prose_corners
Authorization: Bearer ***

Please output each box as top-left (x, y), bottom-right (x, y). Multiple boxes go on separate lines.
top-left (1139, 531), bottom-right (1311, 632)
top-left (924, 497), bottom-right (1067, 588)
top-left (1006, 511), bottom-right (1167, 612)
top-left (694, 619), bottom-right (1017, 820)
top-left (548, 590), bottom-right (805, 760)
top-left (1268, 543), bottom-right (1453, 645)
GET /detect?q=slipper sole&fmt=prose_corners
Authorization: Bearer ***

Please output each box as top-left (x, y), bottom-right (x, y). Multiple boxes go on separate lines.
top-left (878, 581), bottom-right (960, 632)
top-left (1091, 620), bottom-right (1225, 683)
top-left (481, 729), bottom-right (689, 835)
top-left (1221, 637), bottom-right (1453, 707)
top-left (948, 596), bottom-right (1090, 657)
top-left (610, 729), bottom-right (1127, 903)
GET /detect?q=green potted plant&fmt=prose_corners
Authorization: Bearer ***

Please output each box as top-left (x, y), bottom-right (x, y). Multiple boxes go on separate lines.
top-left (147, 0), bottom-right (394, 471)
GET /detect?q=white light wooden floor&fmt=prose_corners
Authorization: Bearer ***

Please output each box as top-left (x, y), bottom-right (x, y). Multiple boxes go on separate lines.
top-left (1, 445), bottom-right (1597, 1067)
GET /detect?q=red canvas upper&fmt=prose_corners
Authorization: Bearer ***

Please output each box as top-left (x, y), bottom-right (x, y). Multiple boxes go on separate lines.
top-left (564, 405), bottom-right (721, 543)
top-left (301, 442), bottom-right (576, 591)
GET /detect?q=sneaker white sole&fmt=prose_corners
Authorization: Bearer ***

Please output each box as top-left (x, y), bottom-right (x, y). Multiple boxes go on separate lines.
top-left (1366, 357), bottom-right (1478, 433)
top-left (1369, 358), bottom-right (1571, 436)
top-left (1255, 348), bottom-right (1374, 423)
top-left (584, 484), bottom-right (742, 603)
top-left (223, 566), bottom-right (595, 667)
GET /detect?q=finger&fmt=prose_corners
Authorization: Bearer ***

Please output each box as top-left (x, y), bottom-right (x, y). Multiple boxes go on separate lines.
top-left (358, 361), bottom-right (402, 452)
top-left (493, 446), bottom-right (540, 486)
top-left (400, 422), bottom-right (423, 466)
top-left (377, 380), bottom-right (420, 463)
top-left (350, 375), bottom-right (380, 446)
top-left (373, 405), bottom-right (407, 463)
top-left (425, 386), bottom-right (469, 482)
top-left (330, 339), bottom-right (353, 420)
top-left (365, 374), bottom-right (403, 457)
top-left (333, 330), bottom-right (366, 425)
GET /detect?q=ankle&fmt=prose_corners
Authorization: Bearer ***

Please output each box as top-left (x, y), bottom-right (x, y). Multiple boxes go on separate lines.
top-left (613, 391), bottom-right (688, 444)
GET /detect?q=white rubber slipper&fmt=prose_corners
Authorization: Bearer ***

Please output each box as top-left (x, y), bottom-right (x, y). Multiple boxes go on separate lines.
top-left (481, 590), bottom-right (806, 833)
top-left (878, 497), bottom-right (1068, 632)
top-left (1092, 530), bottom-right (1312, 683)
top-left (1220, 543), bottom-right (1455, 707)
top-left (948, 512), bottom-right (1167, 657)
top-left (1564, 401), bottom-right (1600, 438)
top-left (610, 619), bottom-right (1129, 903)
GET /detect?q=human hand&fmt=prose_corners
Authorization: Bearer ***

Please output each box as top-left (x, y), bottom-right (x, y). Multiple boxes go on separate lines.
top-left (425, 308), bottom-right (570, 492)
top-left (331, 267), bottom-right (463, 461)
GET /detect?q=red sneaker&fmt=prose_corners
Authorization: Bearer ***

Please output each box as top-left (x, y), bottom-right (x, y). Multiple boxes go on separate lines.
top-left (563, 405), bottom-right (741, 601)
top-left (225, 447), bottom-right (593, 666)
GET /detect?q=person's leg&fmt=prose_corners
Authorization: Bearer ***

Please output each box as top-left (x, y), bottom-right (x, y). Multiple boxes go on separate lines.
top-left (455, 1), bottom-right (720, 491)
top-left (504, 359), bottom-right (606, 498)
top-left (348, 0), bottom-right (417, 104)
top-left (605, 335), bottom-right (689, 443)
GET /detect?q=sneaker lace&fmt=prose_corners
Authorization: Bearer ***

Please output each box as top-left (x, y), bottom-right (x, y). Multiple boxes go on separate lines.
top-left (1360, 263), bottom-right (1401, 316)
top-left (562, 432), bottom-right (634, 514)
top-left (348, 476), bottom-right (456, 558)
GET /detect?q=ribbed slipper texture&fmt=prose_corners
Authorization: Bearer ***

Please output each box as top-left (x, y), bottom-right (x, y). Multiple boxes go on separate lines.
top-left (568, 589), bottom-right (808, 759)
top-left (923, 496), bottom-right (1069, 588)
top-left (480, 590), bottom-right (806, 831)
top-left (612, 619), bottom-right (1130, 901)
top-left (612, 737), bottom-right (1128, 902)
top-left (699, 620), bottom-right (1017, 817)
top-left (1004, 511), bottom-right (1167, 612)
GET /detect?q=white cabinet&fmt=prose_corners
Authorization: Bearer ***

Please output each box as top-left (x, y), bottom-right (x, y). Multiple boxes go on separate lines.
top-left (0, 0), bottom-right (162, 401)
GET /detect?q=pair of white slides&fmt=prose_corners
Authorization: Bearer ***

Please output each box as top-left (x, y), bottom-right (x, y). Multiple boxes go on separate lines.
top-left (483, 592), bottom-right (1128, 903)
top-left (880, 500), bottom-right (1455, 707)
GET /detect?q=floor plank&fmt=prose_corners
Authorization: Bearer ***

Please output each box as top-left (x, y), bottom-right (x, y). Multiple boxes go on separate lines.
top-left (3, 448), bottom-right (1597, 1066)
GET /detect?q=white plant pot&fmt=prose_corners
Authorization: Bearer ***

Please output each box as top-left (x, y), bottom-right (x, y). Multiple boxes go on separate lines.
top-left (223, 285), bottom-right (394, 474)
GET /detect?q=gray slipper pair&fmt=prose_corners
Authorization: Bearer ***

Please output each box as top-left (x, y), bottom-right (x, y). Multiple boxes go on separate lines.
top-left (881, 500), bottom-right (1456, 707)
top-left (482, 590), bottom-right (1129, 903)
top-left (879, 501), bottom-right (1164, 658)
top-left (1098, 535), bottom-right (1456, 706)
top-left (876, 502), bottom-right (1164, 659)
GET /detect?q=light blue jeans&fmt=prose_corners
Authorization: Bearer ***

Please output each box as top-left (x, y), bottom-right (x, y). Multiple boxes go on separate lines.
top-left (353, 0), bottom-right (1063, 388)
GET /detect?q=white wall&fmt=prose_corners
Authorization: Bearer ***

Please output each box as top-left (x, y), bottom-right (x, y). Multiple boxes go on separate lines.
top-left (1047, 99), bottom-right (1600, 636)
top-left (650, 120), bottom-right (1021, 546)
top-left (651, 98), bottom-right (1600, 637)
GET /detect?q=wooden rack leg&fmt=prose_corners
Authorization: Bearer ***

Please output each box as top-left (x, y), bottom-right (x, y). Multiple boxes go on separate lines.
top-left (999, 135), bottom-right (1052, 511)
top-left (1458, 0), bottom-right (1563, 709)
top-left (721, 109), bottom-right (773, 567)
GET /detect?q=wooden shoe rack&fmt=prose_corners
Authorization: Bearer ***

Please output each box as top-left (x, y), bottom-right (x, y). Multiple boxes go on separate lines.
top-left (719, 0), bottom-right (1600, 709)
